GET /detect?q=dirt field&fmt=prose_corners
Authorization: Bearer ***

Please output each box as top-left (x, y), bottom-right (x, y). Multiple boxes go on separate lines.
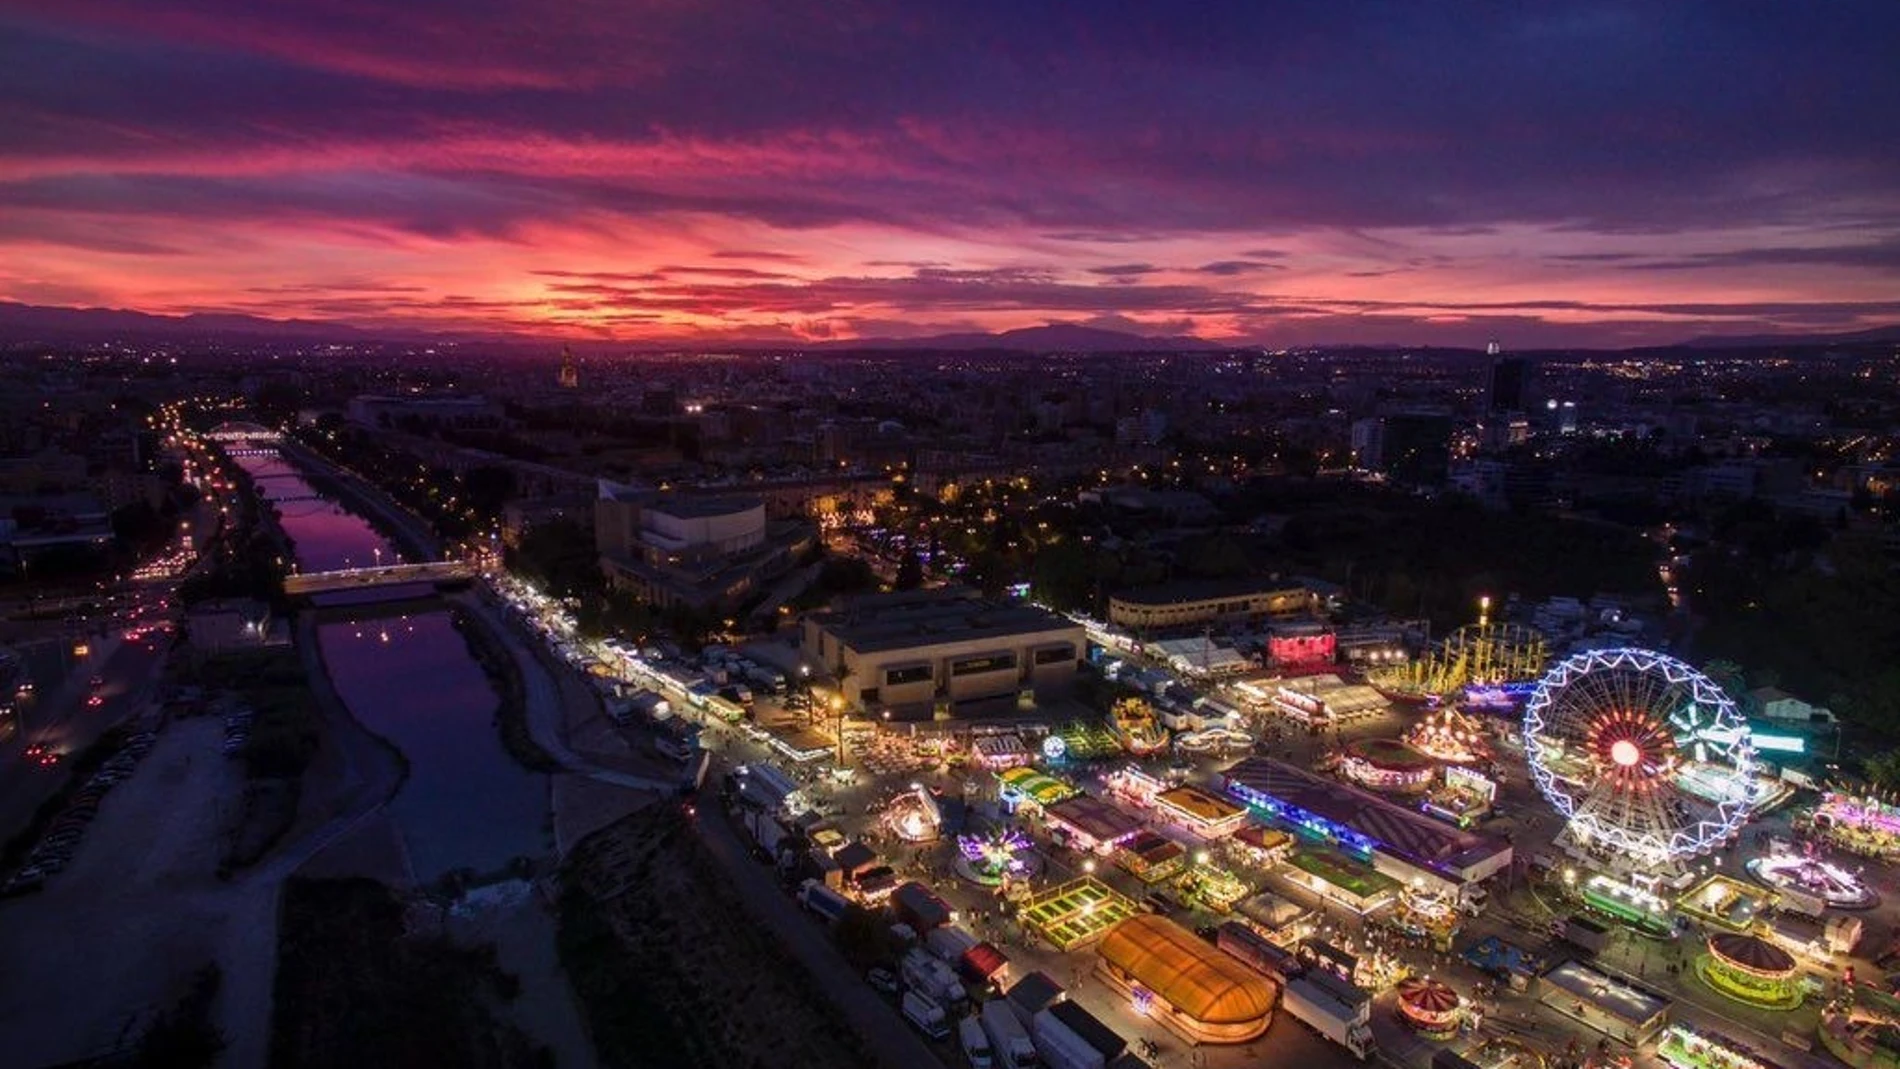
top-left (0, 717), bottom-right (279, 1067)
top-left (559, 806), bottom-right (879, 1069)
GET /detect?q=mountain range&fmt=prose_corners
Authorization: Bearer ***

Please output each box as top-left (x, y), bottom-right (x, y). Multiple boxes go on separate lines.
top-left (1, 299), bottom-right (1895, 353)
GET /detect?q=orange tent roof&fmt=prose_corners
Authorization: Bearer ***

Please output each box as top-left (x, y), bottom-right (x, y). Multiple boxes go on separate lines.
top-left (1098, 915), bottom-right (1277, 1025)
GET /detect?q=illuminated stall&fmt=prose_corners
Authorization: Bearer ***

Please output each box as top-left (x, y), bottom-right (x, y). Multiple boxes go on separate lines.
top-left (1106, 764), bottom-right (1169, 808)
top-left (1154, 784), bottom-right (1250, 839)
top-left (1281, 849), bottom-right (1399, 915)
top-left (1044, 794), bottom-right (1144, 855)
top-left (1423, 765), bottom-right (1497, 828)
top-left (1232, 824), bottom-right (1295, 867)
top-left (1659, 1024), bottom-right (1779, 1069)
top-left (972, 733), bottom-right (1033, 770)
top-left (1119, 831), bottom-right (1186, 884)
top-left (1407, 707), bottom-right (1491, 764)
top-left (996, 766), bottom-right (1079, 814)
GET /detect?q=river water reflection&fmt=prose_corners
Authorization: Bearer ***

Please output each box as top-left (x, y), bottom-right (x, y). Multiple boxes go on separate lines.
top-left (232, 448), bottom-right (546, 879)
top-left (230, 450), bottom-right (392, 573)
top-left (318, 613), bottom-right (548, 880)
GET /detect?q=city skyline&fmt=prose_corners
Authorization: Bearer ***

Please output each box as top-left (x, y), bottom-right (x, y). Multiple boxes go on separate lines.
top-left (4, 1), bottom-right (1899, 348)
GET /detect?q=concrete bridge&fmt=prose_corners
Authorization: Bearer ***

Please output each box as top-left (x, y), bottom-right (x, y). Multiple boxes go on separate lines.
top-left (282, 560), bottom-right (475, 597)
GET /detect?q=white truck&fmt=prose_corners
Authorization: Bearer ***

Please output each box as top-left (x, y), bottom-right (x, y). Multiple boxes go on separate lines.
top-left (925, 924), bottom-right (980, 964)
top-left (959, 1016), bottom-right (996, 1068)
top-left (902, 947), bottom-right (967, 1008)
top-left (797, 878), bottom-right (852, 927)
top-left (1281, 969), bottom-right (1375, 1061)
top-left (1031, 1001), bottom-right (1125, 1069)
top-left (981, 1000), bottom-right (1040, 1069)
top-left (902, 991), bottom-right (950, 1040)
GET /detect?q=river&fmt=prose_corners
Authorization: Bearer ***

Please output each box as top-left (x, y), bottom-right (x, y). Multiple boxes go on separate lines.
top-left (233, 448), bottom-right (548, 880)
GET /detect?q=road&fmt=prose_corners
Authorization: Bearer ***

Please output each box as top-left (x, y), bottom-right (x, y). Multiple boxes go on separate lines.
top-left (0, 632), bottom-right (161, 840)
top-left (698, 779), bottom-right (948, 1069)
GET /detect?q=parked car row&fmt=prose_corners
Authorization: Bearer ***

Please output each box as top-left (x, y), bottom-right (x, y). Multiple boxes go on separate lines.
top-left (4, 730), bottom-right (158, 895)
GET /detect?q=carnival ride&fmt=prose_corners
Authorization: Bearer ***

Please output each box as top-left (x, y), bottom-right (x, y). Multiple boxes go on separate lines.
top-left (1369, 622), bottom-right (1546, 701)
top-left (1396, 976), bottom-right (1465, 1039)
top-left (953, 827), bottom-right (1042, 886)
top-left (1524, 648), bottom-right (1755, 875)
top-left (1109, 696), bottom-right (1169, 756)
top-left (1698, 932), bottom-right (1803, 1010)
top-left (1812, 793), bottom-right (1900, 860)
top-left (882, 784), bottom-right (943, 843)
top-left (1406, 706), bottom-right (1491, 764)
top-left (1747, 848), bottom-right (1877, 909)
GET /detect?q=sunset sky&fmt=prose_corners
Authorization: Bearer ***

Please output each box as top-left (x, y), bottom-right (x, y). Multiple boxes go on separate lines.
top-left (3, 0), bottom-right (1897, 347)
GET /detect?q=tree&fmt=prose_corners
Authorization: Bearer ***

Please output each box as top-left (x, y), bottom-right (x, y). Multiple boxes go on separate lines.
top-left (464, 465), bottom-right (517, 520)
top-left (1865, 750), bottom-right (1900, 791)
top-left (894, 551), bottom-right (924, 591)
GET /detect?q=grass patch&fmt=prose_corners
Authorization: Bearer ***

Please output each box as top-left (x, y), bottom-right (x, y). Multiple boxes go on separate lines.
top-left (559, 806), bottom-right (875, 1069)
top-left (178, 647), bottom-right (322, 871)
top-left (270, 876), bottom-right (548, 1069)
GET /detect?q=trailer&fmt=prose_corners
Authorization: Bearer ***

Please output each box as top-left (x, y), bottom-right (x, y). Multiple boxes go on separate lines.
top-left (1032, 1001), bottom-right (1126, 1069)
top-left (901, 947), bottom-right (967, 1008)
top-left (1216, 921), bottom-right (1301, 983)
top-left (892, 881), bottom-right (954, 931)
top-left (797, 878), bottom-right (852, 927)
top-left (925, 924), bottom-right (981, 964)
top-left (1281, 970), bottom-right (1374, 1061)
top-left (981, 998), bottom-right (1040, 1069)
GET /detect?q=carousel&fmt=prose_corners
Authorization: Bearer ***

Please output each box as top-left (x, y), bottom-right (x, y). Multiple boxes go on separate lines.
top-left (953, 827), bottom-right (1043, 887)
top-left (1699, 932), bottom-right (1804, 1010)
top-left (1396, 976), bottom-right (1464, 1040)
top-left (1748, 847), bottom-right (1878, 909)
top-left (1406, 707), bottom-right (1491, 765)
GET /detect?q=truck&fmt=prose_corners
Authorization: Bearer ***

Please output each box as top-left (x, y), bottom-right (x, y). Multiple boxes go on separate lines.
top-left (981, 999), bottom-right (1040, 1069)
top-left (893, 881), bottom-right (955, 931)
top-left (797, 878), bottom-right (852, 927)
top-left (925, 924), bottom-right (980, 964)
top-left (901, 947), bottom-right (967, 1008)
top-left (1031, 1000), bottom-right (1126, 1069)
top-left (1561, 914), bottom-right (1612, 956)
top-left (959, 1016), bottom-right (996, 1068)
top-left (902, 991), bottom-right (950, 1040)
top-left (627, 690), bottom-right (671, 721)
top-left (651, 718), bottom-right (701, 763)
top-left (1281, 970), bottom-right (1374, 1062)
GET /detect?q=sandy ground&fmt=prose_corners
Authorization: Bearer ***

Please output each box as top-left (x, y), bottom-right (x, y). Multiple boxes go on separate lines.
top-left (552, 773), bottom-right (655, 857)
top-left (0, 717), bottom-right (281, 1068)
top-left (448, 884), bottom-right (599, 1069)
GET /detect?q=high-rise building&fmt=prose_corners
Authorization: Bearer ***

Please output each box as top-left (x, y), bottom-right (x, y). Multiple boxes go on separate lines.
top-left (558, 345), bottom-right (579, 389)
top-left (1487, 352), bottom-right (1528, 415)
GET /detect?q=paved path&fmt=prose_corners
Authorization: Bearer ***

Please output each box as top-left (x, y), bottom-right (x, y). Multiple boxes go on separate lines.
top-left (451, 593), bottom-right (679, 795)
top-left (698, 780), bottom-right (945, 1069)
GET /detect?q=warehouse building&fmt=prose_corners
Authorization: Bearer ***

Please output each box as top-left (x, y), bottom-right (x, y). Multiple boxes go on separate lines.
top-left (802, 588), bottom-right (1083, 719)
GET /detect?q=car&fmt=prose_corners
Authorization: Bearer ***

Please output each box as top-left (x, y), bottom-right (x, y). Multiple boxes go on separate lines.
top-left (866, 966), bottom-right (900, 995)
top-left (90, 676), bottom-right (105, 689)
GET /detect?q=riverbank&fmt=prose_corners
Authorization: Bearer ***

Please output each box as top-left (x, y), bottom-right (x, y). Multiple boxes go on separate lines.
top-left (449, 605), bottom-right (560, 773)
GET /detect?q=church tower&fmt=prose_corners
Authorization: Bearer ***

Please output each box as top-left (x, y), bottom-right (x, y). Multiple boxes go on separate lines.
top-left (558, 345), bottom-right (579, 389)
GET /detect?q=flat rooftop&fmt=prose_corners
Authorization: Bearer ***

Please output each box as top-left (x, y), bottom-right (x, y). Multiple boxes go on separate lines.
top-left (1541, 960), bottom-right (1671, 1025)
top-left (1112, 577), bottom-right (1310, 606)
top-left (1223, 758), bottom-right (1508, 873)
top-left (813, 589), bottom-right (1079, 654)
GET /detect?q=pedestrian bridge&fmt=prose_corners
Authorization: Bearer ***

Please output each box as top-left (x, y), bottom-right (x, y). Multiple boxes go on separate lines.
top-left (283, 560), bottom-right (475, 596)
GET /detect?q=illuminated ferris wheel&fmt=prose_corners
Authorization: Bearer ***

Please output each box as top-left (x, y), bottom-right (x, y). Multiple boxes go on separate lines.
top-left (1523, 648), bottom-right (1755, 872)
